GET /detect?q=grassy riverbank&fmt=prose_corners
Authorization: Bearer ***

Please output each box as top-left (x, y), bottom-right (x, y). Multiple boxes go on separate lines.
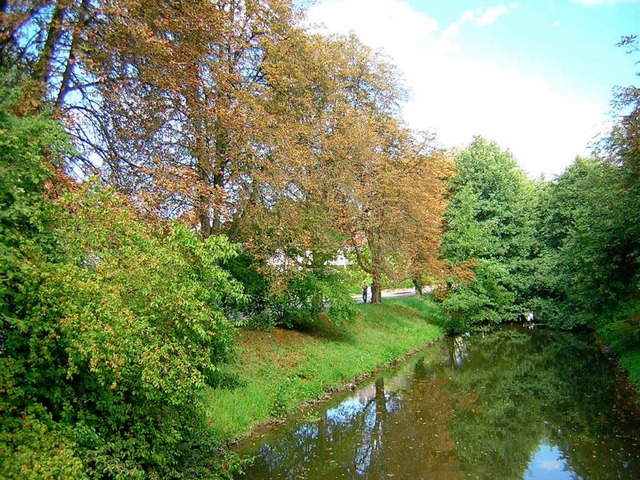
top-left (202, 296), bottom-right (444, 442)
top-left (598, 318), bottom-right (640, 389)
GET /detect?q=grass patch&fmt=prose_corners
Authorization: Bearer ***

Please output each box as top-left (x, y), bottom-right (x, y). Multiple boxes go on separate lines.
top-left (598, 318), bottom-right (640, 389)
top-left (386, 295), bottom-right (445, 320)
top-left (202, 296), bottom-right (444, 442)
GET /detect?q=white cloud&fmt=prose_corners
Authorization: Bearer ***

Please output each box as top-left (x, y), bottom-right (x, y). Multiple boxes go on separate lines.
top-left (539, 460), bottom-right (563, 470)
top-left (306, 0), bottom-right (440, 82)
top-left (307, 0), bottom-right (438, 49)
top-left (571, 0), bottom-right (640, 5)
top-left (441, 4), bottom-right (518, 49)
top-left (401, 54), bottom-right (607, 178)
top-left (463, 4), bottom-right (518, 27)
top-left (306, 1), bottom-right (609, 178)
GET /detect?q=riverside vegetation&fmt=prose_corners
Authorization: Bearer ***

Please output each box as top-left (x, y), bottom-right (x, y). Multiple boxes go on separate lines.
top-left (1, 2), bottom-right (640, 479)
top-left (203, 297), bottom-right (444, 443)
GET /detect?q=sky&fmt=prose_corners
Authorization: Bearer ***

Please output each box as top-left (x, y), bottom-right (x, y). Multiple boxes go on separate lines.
top-left (303, 0), bottom-right (640, 179)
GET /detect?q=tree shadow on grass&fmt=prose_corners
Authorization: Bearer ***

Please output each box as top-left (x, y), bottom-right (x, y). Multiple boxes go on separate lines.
top-left (289, 313), bottom-right (356, 343)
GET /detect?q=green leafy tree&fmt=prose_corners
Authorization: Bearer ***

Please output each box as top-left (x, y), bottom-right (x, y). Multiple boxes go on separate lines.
top-left (531, 157), bottom-right (638, 328)
top-left (531, 37), bottom-right (640, 330)
top-left (441, 137), bottom-right (537, 331)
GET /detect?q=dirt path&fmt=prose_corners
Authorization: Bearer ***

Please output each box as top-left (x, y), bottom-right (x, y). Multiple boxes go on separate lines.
top-left (354, 287), bottom-right (432, 303)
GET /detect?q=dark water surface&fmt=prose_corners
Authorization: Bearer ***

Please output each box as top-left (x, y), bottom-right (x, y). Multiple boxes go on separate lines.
top-left (236, 326), bottom-right (640, 479)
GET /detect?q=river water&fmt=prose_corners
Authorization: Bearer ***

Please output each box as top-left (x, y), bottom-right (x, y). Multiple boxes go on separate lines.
top-left (236, 325), bottom-right (640, 479)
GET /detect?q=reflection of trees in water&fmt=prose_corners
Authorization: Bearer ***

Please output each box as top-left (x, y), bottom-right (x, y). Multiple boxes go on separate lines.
top-left (353, 372), bottom-right (464, 480)
top-left (544, 361), bottom-right (640, 480)
top-left (364, 364), bottom-right (464, 480)
top-left (449, 335), bottom-right (469, 367)
top-left (445, 329), bottom-right (546, 479)
top-left (446, 327), bottom-right (640, 480)
top-left (351, 378), bottom-right (387, 475)
top-left (242, 377), bottom-right (399, 479)
top-left (241, 327), bottom-right (640, 479)
top-left (242, 365), bottom-right (464, 479)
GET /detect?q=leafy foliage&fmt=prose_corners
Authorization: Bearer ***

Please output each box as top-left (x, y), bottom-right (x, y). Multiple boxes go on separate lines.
top-left (2, 0), bottom-right (454, 314)
top-left (270, 268), bottom-right (357, 328)
top-left (0, 90), bottom-right (85, 479)
top-left (440, 137), bottom-right (537, 331)
top-left (529, 38), bottom-right (640, 331)
top-left (531, 157), bottom-right (639, 328)
top-left (0, 102), bottom-right (245, 478)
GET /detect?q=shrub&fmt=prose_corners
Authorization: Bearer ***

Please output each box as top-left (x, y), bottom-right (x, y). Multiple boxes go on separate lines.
top-left (0, 103), bottom-right (244, 477)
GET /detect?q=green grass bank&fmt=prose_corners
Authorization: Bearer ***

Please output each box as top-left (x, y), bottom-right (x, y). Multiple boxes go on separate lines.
top-left (598, 318), bottom-right (640, 390)
top-left (203, 296), bottom-right (444, 442)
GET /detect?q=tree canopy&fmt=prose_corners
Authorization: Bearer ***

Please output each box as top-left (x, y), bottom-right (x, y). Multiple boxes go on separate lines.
top-left (440, 137), bottom-right (537, 331)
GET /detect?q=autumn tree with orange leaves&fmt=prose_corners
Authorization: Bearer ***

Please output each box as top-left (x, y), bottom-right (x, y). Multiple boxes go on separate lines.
top-left (0, 1), bottom-right (457, 477)
top-left (2, 1), bottom-right (453, 308)
top-left (344, 118), bottom-right (453, 303)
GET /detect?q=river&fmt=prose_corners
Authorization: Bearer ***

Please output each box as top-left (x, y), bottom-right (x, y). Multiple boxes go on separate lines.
top-left (236, 325), bottom-right (640, 479)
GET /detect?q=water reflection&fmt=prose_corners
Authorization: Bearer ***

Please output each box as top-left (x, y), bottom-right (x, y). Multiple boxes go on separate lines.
top-left (237, 326), bottom-right (640, 479)
top-left (451, 334), bottom-right (469, 367)
top-left (526, 444), bottom-right (574, 479)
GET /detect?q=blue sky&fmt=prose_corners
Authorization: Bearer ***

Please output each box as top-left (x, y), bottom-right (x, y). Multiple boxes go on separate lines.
top-left (304, 0), bottom-right (640, 178)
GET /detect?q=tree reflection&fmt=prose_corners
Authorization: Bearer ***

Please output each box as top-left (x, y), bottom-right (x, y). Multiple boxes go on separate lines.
top-left (447, 327), bottom-right (640, 480)
top-left (238, 327), bottom-right (640, 479)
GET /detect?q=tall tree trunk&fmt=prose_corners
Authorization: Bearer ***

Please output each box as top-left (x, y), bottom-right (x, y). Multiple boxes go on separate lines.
top-left (199, 199), bottom-right (213, 239)
top-left (196, 156), bottom-right (213, 239)
top-left (369, 235), bottom-right (383, 304)
top-left (413, 278), bottom-right (423, 296)
top-left (55, 0), bottom-right (90, 110)
top-left (212, 170), bottom-right (224, 233)
top-left (33, 0), bottom-right (66, 103)
top-left (210, 88), bottom-right (231, 237)
top-left (371, 270), bottom-right (382, 304)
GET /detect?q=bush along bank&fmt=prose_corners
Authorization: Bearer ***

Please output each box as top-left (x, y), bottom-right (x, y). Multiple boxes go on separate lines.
top-left (202, 296), bottom-right (445, 443)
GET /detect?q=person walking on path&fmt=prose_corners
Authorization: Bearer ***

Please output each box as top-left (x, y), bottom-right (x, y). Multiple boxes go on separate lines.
top-left (361, 281), bottom-right (368, 303)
